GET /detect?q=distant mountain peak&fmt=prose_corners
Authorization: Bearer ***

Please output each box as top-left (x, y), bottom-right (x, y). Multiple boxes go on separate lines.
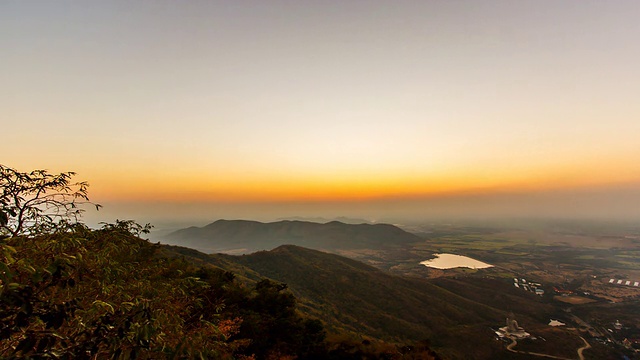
top-left (164, 219), bottom-right (420, 254)
top-left (275, 216), bottom-right (374, 224)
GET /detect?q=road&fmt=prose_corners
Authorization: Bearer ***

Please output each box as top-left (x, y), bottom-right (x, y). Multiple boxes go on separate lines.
top-left (506, 336), bottom-right (592, 360)
top-left (577, 337), bottom-right (591, 360)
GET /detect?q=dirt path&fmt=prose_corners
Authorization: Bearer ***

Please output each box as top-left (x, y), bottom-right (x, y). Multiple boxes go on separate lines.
top-left (577, 337), bottom-right (591, 360)
top-left (506, 336), bottom-right (591, 360)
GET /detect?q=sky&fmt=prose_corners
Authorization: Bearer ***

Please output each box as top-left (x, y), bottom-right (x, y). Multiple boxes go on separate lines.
top-left (2, 1), bottom-right (640, 226)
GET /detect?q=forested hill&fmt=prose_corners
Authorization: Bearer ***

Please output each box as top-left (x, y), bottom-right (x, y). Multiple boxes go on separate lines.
top-left (164, 219), bottom-right (420, 253)
top-left (166, 244), bottom-right (520, 359)
top-left (1, 223), bottom-right (441, 359)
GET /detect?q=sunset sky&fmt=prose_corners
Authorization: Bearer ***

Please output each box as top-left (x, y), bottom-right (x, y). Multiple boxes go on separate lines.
top-left (3, 1), bottom-right (640, 225)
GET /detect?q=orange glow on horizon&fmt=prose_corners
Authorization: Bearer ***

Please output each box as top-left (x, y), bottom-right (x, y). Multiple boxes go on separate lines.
top-left (89, 157), bottom-right (640, 204)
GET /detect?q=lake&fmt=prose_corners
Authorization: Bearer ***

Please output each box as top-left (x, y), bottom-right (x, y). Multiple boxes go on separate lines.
top-left (420, 253), bottom-right (493, 269)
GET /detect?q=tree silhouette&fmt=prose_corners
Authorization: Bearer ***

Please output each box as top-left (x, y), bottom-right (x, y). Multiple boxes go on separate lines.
top-left (0, 164), bottom-right (100, 237)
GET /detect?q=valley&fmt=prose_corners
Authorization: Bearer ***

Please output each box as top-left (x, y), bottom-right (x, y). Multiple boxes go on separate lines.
top-left (345, 221), bottom-right (640, 359)
top-left (162, 219), bottom-right (640, 359)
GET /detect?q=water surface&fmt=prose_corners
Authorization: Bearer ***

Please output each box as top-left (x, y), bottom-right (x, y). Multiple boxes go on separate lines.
top-left (420, 253), bottom-right (493, 269)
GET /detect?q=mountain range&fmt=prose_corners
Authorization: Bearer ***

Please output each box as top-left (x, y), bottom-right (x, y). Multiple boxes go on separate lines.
top-left (163, 219), bottom-right (421, 254)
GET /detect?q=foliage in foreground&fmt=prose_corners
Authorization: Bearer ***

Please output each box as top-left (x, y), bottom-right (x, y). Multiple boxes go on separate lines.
top-left (1, 221), bottom-right (233, 358)
top-left (0, 222), bottom-right (439, 359)
top-left (0, 220), bottom-right (327, 358)
top-left (0, 165), bottom-right (101, 238)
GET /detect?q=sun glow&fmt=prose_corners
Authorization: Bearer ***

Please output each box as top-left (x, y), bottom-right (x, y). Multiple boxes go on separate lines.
top-left (89, 154), bottom-right (640, 203)
top-left (4, 1), bottom-right (640, 221)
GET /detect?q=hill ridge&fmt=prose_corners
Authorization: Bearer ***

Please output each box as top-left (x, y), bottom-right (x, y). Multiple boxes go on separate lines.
top-left (164, 243), bottom-right (516, 359)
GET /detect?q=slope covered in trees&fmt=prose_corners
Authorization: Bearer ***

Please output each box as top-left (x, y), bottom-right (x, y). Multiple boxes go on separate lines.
top-left (168, 244), bottom-right (541, 359)
top-left (2, 222), bottom-right (445, 359)
top-left (1, 222), bottom-right (311, 358)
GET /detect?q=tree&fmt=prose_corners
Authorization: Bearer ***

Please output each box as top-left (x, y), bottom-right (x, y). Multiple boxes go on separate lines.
top-left (0, 164), bottom-right (101, 237)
